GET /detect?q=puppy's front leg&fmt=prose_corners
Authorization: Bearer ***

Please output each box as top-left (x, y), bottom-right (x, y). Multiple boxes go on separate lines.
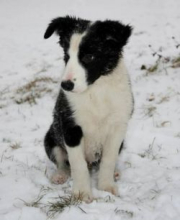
top-left (65, 125), bottom-right (92, 203)
top-left (98, 125), bottom-right (126, 196)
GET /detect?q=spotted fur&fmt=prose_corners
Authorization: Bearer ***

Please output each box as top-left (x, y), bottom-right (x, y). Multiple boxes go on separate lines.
top-left (44, 16), bottom-right (133, 202)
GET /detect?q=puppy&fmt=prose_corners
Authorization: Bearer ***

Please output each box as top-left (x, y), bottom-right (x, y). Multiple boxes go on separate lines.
top-left (44, 16), bottom-right (133, 202)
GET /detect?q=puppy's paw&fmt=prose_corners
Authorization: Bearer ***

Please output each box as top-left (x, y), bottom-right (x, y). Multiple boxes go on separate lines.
top-left (98, 182), bottom-right (119, 196)
top-left (114, 169), bottom-right (120, 181)
top-left (51, 170), bottom-right (69, 184)
top-left (73, 189), bottom-right (93, 203)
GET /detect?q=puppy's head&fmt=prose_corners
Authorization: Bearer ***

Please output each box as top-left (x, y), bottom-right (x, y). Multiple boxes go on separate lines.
top-left (44, 16), bottom-right (132, 93)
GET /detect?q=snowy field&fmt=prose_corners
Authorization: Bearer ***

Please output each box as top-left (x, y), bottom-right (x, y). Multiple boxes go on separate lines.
top-left (0, 0), bottom-right (180, 219)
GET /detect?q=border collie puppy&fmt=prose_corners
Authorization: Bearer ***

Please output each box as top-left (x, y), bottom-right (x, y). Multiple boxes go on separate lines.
top-left (44, 16), bottom-right (133, 202)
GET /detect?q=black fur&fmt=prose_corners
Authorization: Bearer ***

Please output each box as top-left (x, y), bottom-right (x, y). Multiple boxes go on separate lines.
top-left (44, 90), bottom-right (82, 164)
top-left (44, 16), bottom-right (132, 166)
top-left (44, 16), bottom-right (90, 64)
top-left (64, 125), bottom-right (83, 147)
top-left (44, 16), bottom-right (132, 82)
top-left (44, 124), bottom-right (57, 163)
top-left (79, 20), bottom-right (132, 84)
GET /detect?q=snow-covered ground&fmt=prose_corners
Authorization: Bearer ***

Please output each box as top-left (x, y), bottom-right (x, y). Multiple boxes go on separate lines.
top-left (0, 0), bottom-right (180, 219)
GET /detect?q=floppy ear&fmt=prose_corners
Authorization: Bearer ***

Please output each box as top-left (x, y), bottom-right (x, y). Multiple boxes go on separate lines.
top-left (44, 17), bottom-right (63, 39)
top-left (118, 23), bottom-right (132, 46)
top-left (44, 16), bottom-right (90, 48)
top-left (44, 16), bottom-right (74, 39)
top-left (44, 16), bottom-right (81, 49)
top-left (101, 20), bottom-right (133, 47)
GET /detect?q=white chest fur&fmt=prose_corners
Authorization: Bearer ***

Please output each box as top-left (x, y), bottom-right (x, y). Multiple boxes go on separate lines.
top-left (65, 60), bottom-right (133, 163)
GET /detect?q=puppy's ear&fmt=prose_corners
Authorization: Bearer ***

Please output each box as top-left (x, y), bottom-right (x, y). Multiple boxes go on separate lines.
top-left (44, 17), bottom-right (62, 39)
top-left (44, 16), bottom-right (90, 38)
top-left (118, 23), bottom-right (132, 46)
top-left (44, 16), bottom-right (90, 48)
top-left (44, 16), bottom-right (80, 49)
top-left (101, 20), bottom-right (133, 47)
top-left (44, 17), bottom-right (70, 39)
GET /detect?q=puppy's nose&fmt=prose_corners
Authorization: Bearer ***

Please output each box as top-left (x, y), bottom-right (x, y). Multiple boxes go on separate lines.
top-left (61, 80), bottom-right (74, 91)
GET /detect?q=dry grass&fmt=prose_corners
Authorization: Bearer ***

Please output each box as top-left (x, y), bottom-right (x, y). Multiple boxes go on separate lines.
top-left (141, 62), bottom-right (158, 75)
top-left (16, 77), bottom-right (57, 93)
top-left (140, 43), bottom-right (180, 77)
top-left (158, 95), bottom-right (170, 104)
top-left (94, 195), bottom-right (115, 203)
top-left (36, 63), bottom-right (52, 74)
top-left (147, 63), bottom-right (159, 74)
top-left (15, 77), bottom-right (58, 105)
top-left (140, 50), bottom-right (162, 76)
top-left (141, 54), bottom-right (180, 76)
top-left (18, 189), bottom-right (118, 218)
top-left (141, 105), bottom-right (157, 118)
top-left (155, 121), bottom-right (171, 128)
top-left (0, 76), bottom-right (59, 107)
top-left (18, 194), bottom-right (44, 208)
top-left (171, 56), bottom-right (180, 68)
top-left (139, 138), bottom-right (165, 161)
top-left (18, 186), bottom-right (51, 209)
top-left (139, 138), bottom-right (156, 159)
top-left (46, 194), bottom-right (83, 218)
top-left (114, 208), bottom-right (133, 218)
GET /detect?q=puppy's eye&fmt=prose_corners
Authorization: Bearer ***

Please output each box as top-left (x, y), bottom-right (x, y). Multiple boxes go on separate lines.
top-left (82, 54), bottom-right (94, 64)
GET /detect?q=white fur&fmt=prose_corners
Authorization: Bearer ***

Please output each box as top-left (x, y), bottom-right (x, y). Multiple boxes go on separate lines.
top-left (62, 33), bottom-right (88, 93)
top-left (66, 140), bottom-right (93, 202)
top-left (51, 147), bottom-right (69, 184)
top-left (64, 51), bottom-right (133, 198)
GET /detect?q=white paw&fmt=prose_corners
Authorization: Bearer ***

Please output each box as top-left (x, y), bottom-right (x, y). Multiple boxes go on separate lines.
top-left (51, 170), bottom-right (69, 184)
top-left (73, 188), bottom-right (93, 203)
top-left (98, 182), bottom-right (119, 196)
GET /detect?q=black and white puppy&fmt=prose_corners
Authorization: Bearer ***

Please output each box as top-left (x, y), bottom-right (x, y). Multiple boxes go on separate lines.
top-left (44, 16), bottom-right (133, 202)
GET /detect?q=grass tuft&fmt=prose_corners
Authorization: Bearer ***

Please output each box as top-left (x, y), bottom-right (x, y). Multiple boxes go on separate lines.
top-left (147, 63), bottom-right (158, 74)
top-left (138, 138), bottom-right (165, 161)
top-left (16, 77), bottom-right (57, 93)
top-left (46, 194), bottom-right (83, 218)
top-left (18, 194), bottom-right (44, 208)
top-left (114, 208), bottom-right (133, 218)
top-left (171, 56), bottom-right (180, 68)
top-left (141, 105), bottom-right (157, 117)
top-left (158, 95), bottom-right (170, 104)
top-left (15, 77), bottom-right (58, 105)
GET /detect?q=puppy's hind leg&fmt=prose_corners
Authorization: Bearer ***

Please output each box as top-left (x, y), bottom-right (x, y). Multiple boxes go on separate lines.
top-left (51, 147), bottom-right (70, 184)
top-left (44, 126), bottom-right (70, 184)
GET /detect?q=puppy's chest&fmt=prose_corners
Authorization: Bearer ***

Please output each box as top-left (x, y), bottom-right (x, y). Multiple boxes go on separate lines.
top-left (77, 102), bottom-right (109, 163)
top-left (70, 90), bottom-right (120, 162)
top-left (73, 91), bottom-right (117, 131)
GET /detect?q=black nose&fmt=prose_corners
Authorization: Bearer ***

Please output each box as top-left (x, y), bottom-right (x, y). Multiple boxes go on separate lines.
top-left (61, 80), bottom-right (74, 91)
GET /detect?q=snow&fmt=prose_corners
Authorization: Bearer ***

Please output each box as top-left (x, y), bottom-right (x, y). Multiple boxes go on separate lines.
top-left (0, 0), bottom-right (180, 219)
